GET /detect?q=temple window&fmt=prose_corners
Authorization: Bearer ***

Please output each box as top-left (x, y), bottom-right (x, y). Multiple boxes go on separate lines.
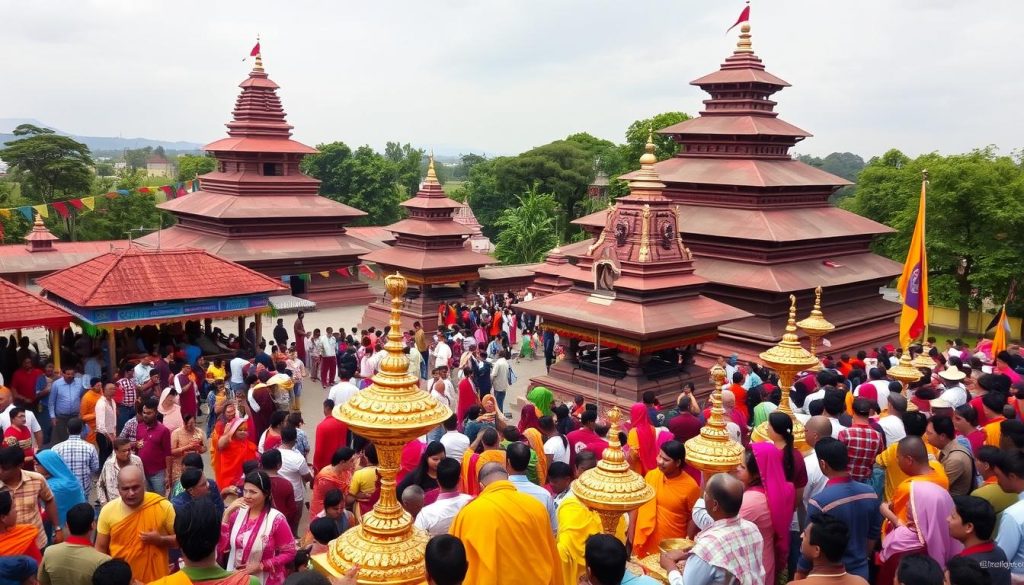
top-left (263, 163), bottom-right (283, 176)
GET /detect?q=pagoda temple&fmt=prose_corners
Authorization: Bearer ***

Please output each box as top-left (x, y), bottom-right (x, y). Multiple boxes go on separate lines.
top-left (359, 158), bottom-right (493, 332)
top-left (137, 52), bottom-right (375, 306)
top-left (517, 137), bottom-right (750, 406)
top-left (574, 24), bottom-right (901, 362)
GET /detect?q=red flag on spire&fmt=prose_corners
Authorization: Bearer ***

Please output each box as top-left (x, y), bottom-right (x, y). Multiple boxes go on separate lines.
top-left (250, 42), bottom-right (260, 57)
top-left (727, 4), bottom-right (750, 33)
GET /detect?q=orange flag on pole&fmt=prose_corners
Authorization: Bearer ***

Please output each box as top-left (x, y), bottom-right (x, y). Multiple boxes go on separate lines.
top-left (896, 172), bottom-right (929, 348)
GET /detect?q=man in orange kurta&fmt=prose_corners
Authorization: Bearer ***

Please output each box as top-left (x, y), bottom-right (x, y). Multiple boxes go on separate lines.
top-left (80, 382), bottom-right (102, 446)
top-left (875, 432), bottom-right (946, 502)
top-left (631, 462), bottom-right (701, 557)
top-left (451, 463), bottom-right (562, 585)
top-left (460, 446), bottom-right (506, 496)
top-left (95, 466), bottom-right (176, 583)
top-left (885, 436), bottom-right (949, 526)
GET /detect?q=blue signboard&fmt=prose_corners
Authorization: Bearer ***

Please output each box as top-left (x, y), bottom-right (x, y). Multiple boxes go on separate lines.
top-left (55, 295), bottom-right (271, 326)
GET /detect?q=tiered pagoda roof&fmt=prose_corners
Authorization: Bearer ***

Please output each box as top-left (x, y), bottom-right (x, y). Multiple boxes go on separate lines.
top-left (571, 23), bottom-right (899, 357)
top-left (362, 158), bottom-right (493, 284)
top-left (519, 137), bottom-right (749, 346)
top-left (138, 53), bottom-right (375, 267)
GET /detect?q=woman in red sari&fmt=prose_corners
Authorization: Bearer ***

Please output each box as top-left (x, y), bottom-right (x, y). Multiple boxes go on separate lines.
top-left (456, 365), bottom-right (478, 428)
top-left (0, 492), bottom-right (40, 562)
top-left (215, 409), bottom-right (258, 490)
top-left (310, 447), bottom-right (356, 518)
top-left (626, 403), bottom-right (658, 476)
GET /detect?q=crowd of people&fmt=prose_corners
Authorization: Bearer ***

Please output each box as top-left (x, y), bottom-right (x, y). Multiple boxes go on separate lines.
top-left (3, 297), bottom-right (1024, 585)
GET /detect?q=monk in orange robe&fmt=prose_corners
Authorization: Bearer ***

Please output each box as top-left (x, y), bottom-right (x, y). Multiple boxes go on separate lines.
top-left (0, 509), bottom-right (41, 561)
top-left (450, 462), bottom-right (562, 585)
top-left (96, 466), bottom-right (176, 584)
top-left (631, 442), bottom-right (701, 557)
top-left (882, 436), bottom-right (949, 528)
top-left (460, 427), bottom-right (506, 496)
top-left (875, 433), bottom-right (946, 502)
top-left (80, 382), bottom-right (102, 446)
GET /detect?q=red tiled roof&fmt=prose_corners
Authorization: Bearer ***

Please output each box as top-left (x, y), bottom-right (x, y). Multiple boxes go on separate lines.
top-left (0, 279), bottom-right (73, 330)
top-left (38, 247), bottom-right (287, 307)
top-left (617, 158), bottom-right (851, 189)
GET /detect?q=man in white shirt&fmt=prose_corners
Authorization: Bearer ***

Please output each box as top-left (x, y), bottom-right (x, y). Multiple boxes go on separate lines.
top-left (433, 335), bottom-right (452, 370)
top-left (937, 368), bottom-right (969, 408)
top-left (505, 442), bottom-right (557, 532)
top-left (877, 392), bottom-right (908, 445)
top-left (276, 425), bottom-right (312, 528)
top-left (414, 458), bottom-right (472, 536)
top-left (863, 368), bottom-right (892, 413)
top-left (133, 354), bottom-right (154, 386)
top-left (328, 373), bottom-right (360, 407)
top-left (490, 351), bottom-right (511, 411)
top-left (318, 328), bottom-right (339, 386)
top-left (802, 416), bottom-right (832, 510)
top-left (228, 352), bottom-right (249, 394)
top-left (0, 389), bottom-right (43, 450)
top-left (95, 383), bottom-right (118, 464)
top-left (994, 449), bottom-right (1024, 580)
top-left (439, 415), bottom-right (470, 463)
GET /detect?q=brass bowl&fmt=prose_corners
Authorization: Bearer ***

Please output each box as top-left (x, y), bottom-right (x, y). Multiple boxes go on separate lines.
top-left (658, 538), bottom-right (694, 553)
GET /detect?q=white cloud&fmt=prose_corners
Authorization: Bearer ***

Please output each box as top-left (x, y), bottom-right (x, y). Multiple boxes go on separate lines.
top-left (1, 0), bottom-right (1019, 158)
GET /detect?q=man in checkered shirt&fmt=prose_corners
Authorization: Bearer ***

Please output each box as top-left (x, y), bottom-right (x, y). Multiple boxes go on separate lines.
top-left (837, 397), bottom-right (884, 483)
top-left (51, 417), bottom-right (100, 498)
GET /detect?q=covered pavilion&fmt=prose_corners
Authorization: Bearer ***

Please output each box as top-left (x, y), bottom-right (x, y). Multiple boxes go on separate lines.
top-left (0, 278), bottom-right (74, 371)
top-left (37, 246), bottom-right (288, 373)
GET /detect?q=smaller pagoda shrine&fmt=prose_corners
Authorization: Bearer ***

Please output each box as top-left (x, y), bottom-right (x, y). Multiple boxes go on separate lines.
top-left (516, 136), bottom-right (750, 406)
top-left (527, 246), bottom-right (579, 298)
top-left (138, 51), bottom-right (375, 306)
top-left (359, 158), bottom-right (494, 332)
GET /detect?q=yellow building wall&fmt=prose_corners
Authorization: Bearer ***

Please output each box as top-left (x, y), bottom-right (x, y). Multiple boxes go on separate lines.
top-left (929, 306), bottom-right (1021, 338)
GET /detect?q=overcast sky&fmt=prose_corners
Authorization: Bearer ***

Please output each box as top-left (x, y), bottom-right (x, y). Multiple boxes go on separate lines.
top-left (2, 0), bottom-right (1020, 159)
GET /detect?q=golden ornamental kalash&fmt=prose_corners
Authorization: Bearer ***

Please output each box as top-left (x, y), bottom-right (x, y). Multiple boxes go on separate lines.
top-left (312, 272), bottom-right (451, 584)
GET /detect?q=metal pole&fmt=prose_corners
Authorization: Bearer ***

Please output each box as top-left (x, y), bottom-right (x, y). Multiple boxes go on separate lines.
top-left (595, 329), bottom-right (601, 411)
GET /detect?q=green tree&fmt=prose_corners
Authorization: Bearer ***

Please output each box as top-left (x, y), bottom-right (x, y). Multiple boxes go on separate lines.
top-left (300, 142), bottom-right (405, 226)
top-left (622, 112), bottom-right (689, 166)
top-left (453, 153), bottom-right (487, 180)
top-left (123, 147), bottom-right (153, 170)
top-left (0, 181), bottom-right (31, 244)
top-left (797, 151), bottom-right (866, 202)
top-left (492, 140), bottom-right (593, 241)
top-left (493, 186), bottom-right (560, 265)
top-left (1, 124), bottom-right (94, 204)
top-left (384, 142), bottom-right (423, 198)
top-left (66, 170), bottom-right (175, 241)
top-left (464, 157), bottom-right (505, 237)
top-left (95, 162), bottom-right (116, 177)
top-left (842, 147), bottom-right (1024, 332)
top-left (176, 154), bottom-right (217, 182)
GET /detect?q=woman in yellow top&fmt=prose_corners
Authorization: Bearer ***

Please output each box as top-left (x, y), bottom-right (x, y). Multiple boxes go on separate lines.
top-left (206, 358), bottom-right (227, 383)
top-left (630, 440), bottom-right (700, 558)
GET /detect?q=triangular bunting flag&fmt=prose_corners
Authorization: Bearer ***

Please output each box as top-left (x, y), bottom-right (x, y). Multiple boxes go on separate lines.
top-left (32, 205), bottom-right (48, 219)
top-left (319, 271), bottom-right (330, 278)
top-left (17, 207), bottom-right (33, 221)
top-left (51, 202), bottom-right (70, 219)
top-left (116, 190), bottom-right (130, 196)
top-left (0, 209), bottom-right (10, 219)
top-left (138, 187), bottom-right (152, 194)
top-left (299, 273), bottom-right (311, 283)
top-left (335, 267), bottom-right (351, 278)
top-left (68, 199), bottom-right (84, 210)
top-left (158, 185), bottom-right (173, 197)
top-left (177, 186), bottom-right (187, 197)
top-left (359, 265), bottom-right (376, 279)
top-left (82, 197), bottom-right (96, 211)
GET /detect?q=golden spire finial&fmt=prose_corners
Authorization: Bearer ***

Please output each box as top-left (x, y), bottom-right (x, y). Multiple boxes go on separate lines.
top-left (315, 271), bottom-right (452, 583)
top-left (33, 212), bottom-right (44, 228)
top-left (639, 127), bottom-right (657, 168)
top-left (424, 152), bottom-right (439, 184)
top-left (628, 126), bottom-right (665, 193)
top-left (685, 365), bottom-right (744, 478)
top-left (736, 22), bottom-right (753, 53)
top-left (796, 286), bottom-right (835, 372)
top-left (571, 406), bottom-right (654, 534)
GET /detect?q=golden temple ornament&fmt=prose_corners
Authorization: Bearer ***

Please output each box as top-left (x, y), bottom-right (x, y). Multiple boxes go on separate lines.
top-left (888, 352), bottom-right (924, 398)
top-left (751, 295), bottom-right (819, 452)
top-left (911, 351), bottom-right (936, 371)
top-left (796, 287), bottom-right (834, 372)
top-left (572, 406), bottom-right (654, 534)
top-left (685, 364), bottom-right (744, 481)
top-left (313, 272), bottom-right (452, 584)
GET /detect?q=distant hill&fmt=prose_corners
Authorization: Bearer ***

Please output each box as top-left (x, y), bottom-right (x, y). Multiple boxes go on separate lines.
top-left (0, 118), bottom-right (203, 153)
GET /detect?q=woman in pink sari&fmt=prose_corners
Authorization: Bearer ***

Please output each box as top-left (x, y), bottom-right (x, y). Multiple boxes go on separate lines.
top-left (219, 470), bottom-right (296, 585)
top-left (518, 402), bottom-right (541, 434)
top-left (626, 403), bottom-right (658, 476)
top-left (877, 481), bottom-right (962, 585)
top-left (735, 442), bottom-right (795, 585)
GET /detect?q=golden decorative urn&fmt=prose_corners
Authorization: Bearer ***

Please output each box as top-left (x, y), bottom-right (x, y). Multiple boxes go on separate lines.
top-left (312, 272), bottom-right (452, 584)
top-left (685, 365), bottom-right (744, 483)
top-left (571, 406), bottom-right (654, 534)
top-left (751, 295), bottom-right (820, 452)
top-left (796, 287), bottom-right (834, 372)
top-left (889, 352), bottom-right (924, 398)
top-left (911, 351), bottom-right (936, 371)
